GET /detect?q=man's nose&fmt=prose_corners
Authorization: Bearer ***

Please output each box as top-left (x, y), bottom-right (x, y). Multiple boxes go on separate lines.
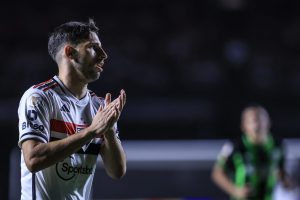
top-left (99, 48), bottom-right (108, 60)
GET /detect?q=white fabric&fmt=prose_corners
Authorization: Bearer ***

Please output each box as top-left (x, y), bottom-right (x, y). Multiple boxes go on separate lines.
top-left (18, 76), bottom-right (118, 200)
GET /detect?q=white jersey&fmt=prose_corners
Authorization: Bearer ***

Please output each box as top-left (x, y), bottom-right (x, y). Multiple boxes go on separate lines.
top-left (18, 75), bottom-right (118, 200)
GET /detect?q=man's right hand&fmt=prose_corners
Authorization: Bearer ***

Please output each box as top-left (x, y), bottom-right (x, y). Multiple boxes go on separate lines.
top-left (232, 186), bottom-right (251, 199)
top-left (88, 91), bottom-right (125, 137)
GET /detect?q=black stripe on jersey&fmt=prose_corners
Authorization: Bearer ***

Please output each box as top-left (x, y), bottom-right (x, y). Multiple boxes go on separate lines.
top-left (50, 137), bottom-right (60, 142)
top-left (21, 138), bottom-right (46, 146)
top-left (32, 173), bottom-right (36, 200)
top-left (52, 78), bottom-right (66, 94)
top-left (60, 104), bottom-right (70, 112)
top-left (36, 80), bottom-right (56, 90)
top-left (51, 137), bottom-right (101, 155)
top-left (21, 132), bottom-right (48, 143)
top-left (77, 143), bottom-right (101, 155)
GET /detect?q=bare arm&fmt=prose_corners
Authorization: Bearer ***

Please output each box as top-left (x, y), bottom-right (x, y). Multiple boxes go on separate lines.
top-left (22, 128), bottom-right (95, 172)
top-left (100, 130), bottom-right (126, 179)
top-left (278, 168), bottom-right (296, 189)
top-left (211, 165), bottom-right (250, 199)
top-left (22, 96), bottom-right (118, 173)
top-left (100, 90), bottom-right (127, 179)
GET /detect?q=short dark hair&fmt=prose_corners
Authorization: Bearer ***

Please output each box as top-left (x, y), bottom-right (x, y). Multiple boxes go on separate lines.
top-left (48, 19), bottom-right (99, 61)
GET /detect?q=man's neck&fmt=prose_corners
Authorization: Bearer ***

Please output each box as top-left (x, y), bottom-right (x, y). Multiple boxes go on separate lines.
top-left (246, 132), bottom-right (269, 145)
top-left (58, 76), bottom-right (87, 99)
top-left (58, 70), bottom-right (88, 99)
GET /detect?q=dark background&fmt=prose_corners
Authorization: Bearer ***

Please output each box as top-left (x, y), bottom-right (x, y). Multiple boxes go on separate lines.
top-left (1, 0), bottom-right (300, 199)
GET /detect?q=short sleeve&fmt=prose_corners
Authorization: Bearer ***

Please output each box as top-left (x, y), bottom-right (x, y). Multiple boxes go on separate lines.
top-left (18, 89), bottom-right (51, 147)
top-left (215, 141), bottom-right (234, 170)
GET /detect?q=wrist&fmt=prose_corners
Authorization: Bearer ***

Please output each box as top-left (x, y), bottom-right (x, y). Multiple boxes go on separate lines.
top-left (230, 186), bottom-right (240, 197)
top-left (103, 129), bottom-right (117, 141)
top-left (84, 126), bottom-right (97, 139)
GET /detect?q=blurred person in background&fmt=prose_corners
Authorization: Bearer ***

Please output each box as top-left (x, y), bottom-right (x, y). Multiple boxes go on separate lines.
top-left (18, 19), bottom-right (126, 199)
top-left (212, 105), bottom-right (293, 200)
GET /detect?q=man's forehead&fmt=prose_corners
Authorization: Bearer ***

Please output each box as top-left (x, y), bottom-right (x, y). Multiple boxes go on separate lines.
top-left (88, 32), bottom-right (101, 43)
top-left (71, 32), bottom-right (101, 47)
top-left (243, 107), bottom-right (269, 119)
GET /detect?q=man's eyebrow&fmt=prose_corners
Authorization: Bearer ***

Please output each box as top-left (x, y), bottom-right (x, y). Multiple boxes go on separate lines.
top-left (91, 41), bottom-right (101, 44)
top-left (87, 42), bottom-right (101, 46)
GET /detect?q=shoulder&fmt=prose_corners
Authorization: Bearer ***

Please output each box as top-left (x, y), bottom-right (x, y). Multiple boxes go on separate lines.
top-left (21, 87), bottom-right (47, 103)
top-left (215, 140), bottom-right (235, 168)
top-left (218, 140), bottom-right (234, 158)
top-left (20, 79), bottom-right (57, 107)
top-left (23, 78), bottom-right (59, 99)
top-left (88, 90), bottom-right (105, 106)
top-left (219, 138), bottom-right (245, 157)
top-left (32, 78), bottom-right (59, 93)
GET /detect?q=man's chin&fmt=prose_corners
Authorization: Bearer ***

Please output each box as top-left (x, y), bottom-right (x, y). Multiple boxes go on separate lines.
top-left (86, 73), bottom-right (101, 83)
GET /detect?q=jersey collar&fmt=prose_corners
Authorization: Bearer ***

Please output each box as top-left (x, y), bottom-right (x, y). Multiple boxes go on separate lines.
top-left (52, 75), bottom-right (90, 105)
top-left (242, 133), bottom-right (274, 151)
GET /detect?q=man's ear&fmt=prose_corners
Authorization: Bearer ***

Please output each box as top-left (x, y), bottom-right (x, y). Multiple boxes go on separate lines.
top-left (65, 45), bottom-right (77, 60)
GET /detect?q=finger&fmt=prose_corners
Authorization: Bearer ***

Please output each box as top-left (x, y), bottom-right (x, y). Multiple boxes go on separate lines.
top-left (117, 96), bottom-right (122, 111)
top-left (103, 106), bottom-right (115, 118)
top-left (105, 104), bottom-right (120, 120)
top-left (102, 100), bottom-right (118, 114)
top-left (105, 93), bottom-right (111, 107)
top-left (112, 105), bottom-right (120, 123)
top-left (97, 104), bottom-right (104, 112)
top-left (104, 97), bottom-right (119, 109)
top-left (107, 105), bottom-right (119, 122)
top-left (116, 90), bottom-right (124, 111)
top-left (103, 96), bottom-right (118, 110)
top-left (121, 89), bottom-right (126, 108)
top-left (106, 108), bottom-right (117, 125)
top-left (114, 105), bottom-right (120, 117)
top-left (114, 104), bottom-right (120, 118)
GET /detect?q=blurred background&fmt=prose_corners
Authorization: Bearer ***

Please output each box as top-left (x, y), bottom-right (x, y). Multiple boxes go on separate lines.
top-left (2, 0), bottom-right (300, 199)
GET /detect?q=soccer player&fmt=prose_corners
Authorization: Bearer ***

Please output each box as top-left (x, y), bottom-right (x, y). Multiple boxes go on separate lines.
top-left (212, 105), bottom-right (292, 200)
top-left (18, 19), bottom-right (126, 200)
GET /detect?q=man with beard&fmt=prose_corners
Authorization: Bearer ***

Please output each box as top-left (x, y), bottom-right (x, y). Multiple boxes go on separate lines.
top-left (18, 19), bottom-right (126, 200)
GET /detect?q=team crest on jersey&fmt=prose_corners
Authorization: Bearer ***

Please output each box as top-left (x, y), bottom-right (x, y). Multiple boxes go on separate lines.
top-left (27, 95), bottom-right (43, 107)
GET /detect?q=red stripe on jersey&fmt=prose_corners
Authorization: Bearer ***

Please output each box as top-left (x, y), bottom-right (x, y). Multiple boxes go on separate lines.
top-left (50, 119), bottom-right (88, 135)
top-left (43, 83), bottom-right (58, 91)
top-left (33, 79), bottom-right (53, 88)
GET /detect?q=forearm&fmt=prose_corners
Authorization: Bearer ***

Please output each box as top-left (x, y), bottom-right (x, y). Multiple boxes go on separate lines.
top-left (22, 127), bottom-right (95, 172)
top-left (100, 131), bottom-right (126, 179)
top-left (212, 166), bottom-right (236, 196)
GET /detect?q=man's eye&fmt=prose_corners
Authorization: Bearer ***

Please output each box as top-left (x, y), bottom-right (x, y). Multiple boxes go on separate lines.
top-left (93, 45), bottom-right (101, 51)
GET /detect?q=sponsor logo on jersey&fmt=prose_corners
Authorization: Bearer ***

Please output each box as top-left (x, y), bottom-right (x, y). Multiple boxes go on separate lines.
top-left (22, 121), bottom-right (44, 132)
top-left (27, 110), bottom-right (37, 121)
top-left (23, 110), bottom-right (45, 131)
top-left (56, 156), bottom-right (93, 181)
